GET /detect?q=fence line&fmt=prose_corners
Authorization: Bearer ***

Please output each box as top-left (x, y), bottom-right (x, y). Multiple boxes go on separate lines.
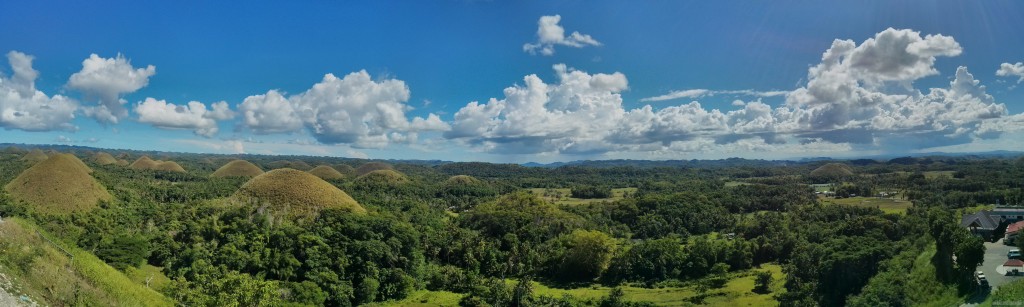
top-left (36, 230), bottom-right (74, 263)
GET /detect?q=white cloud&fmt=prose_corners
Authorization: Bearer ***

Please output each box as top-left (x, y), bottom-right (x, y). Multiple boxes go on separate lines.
top-left (640, 89), bottom-right (709, 102)
top-left (135, 98), bottom-right (235, 137)
top-left (68, 53), bottom-right (155, 124)
top-left (174, 139), bottom-right (245, 154)
top-left (239, 71), bottom-right (449, 148)
top-left (449, 28), bottom-right (1023, 156)
top-left (997, 62), bottom-right (1024, 83)
top-left (523, 15), bottom-right (601, 56)
top-left (0, 51), bottom-right (78, 132)
top-left (238, 90), bottom-right (303, 134)
top-left (640, 89), bottom-right (788, 102)
top-left (447, 64), bottom-right (629, 153)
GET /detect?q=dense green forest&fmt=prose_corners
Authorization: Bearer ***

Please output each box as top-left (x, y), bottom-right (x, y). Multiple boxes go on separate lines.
top-left (1, 145), bottom-right (1022, 306)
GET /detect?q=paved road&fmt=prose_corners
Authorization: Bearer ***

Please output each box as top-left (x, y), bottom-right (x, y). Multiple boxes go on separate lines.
top-left (981, 239), bottom-right (1023, 289)
top-left (963, 238), bottom-right (1024, 306)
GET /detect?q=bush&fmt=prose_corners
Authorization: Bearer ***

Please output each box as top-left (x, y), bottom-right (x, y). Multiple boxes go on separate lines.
top-left (571, 186), bottom-right (613, 199)
top-left (753, 271), bottom-right (773, 293)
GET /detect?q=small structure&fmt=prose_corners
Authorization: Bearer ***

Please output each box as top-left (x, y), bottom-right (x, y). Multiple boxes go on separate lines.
top-left (1007, 221), bottom-right (1024, 244)
top-left (1005, 259), bottom-right (1024, 275)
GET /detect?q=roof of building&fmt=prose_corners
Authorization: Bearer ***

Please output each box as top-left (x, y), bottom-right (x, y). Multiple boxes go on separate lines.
top-left (1009, 221), bottom-right (1024, 235)
top-left (1005, 259), bottom-right (1024, 267)
top-left (961, 210), bottom-right (1000, 230)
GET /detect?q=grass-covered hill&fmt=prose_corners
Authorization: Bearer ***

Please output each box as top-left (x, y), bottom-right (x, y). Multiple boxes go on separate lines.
top-left (130, 156), bottom-right (186, 173)
top-left (332, 164), bottom-right (357, 177)
top-left (210, 160), bottom-right (265, 178)
top-left (21, 149), bottom-right (47, 164)
top-left (356, 162), bottom-right (394, 175)
top-left (232, 168), bottom-right (366, 219)
top-left (130, 156), bottom-right (159, 170)
top-left (445, 174), bottom-right (482, 186)
top-left (91, 152), bottom-right (118, 165)
top-left (355, 169), bottom-right (409, 186)
top-left (265, 160), bottom-right (313, 171)
top-left (4, 153), bottom-right (111, 215)
top-left (809, 162), bottom-right (855, 181)
top-left (308, 165), bottom-right (345, 180)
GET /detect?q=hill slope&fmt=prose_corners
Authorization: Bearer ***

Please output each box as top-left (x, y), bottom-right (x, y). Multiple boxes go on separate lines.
top-left (211, 160), bottom-right (265, 178)
top-left (0, 217), bottom-right (173, 306)
top-left (233, 168), bottom-right (366, 219)
top-left (4, 154), bottom-right (111, 214)
top-left (308, 165), bottom-right (345, 180)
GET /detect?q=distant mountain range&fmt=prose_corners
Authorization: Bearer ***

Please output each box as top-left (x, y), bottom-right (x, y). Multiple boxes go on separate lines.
top-left (3, 143), bottom-right (1020, 169)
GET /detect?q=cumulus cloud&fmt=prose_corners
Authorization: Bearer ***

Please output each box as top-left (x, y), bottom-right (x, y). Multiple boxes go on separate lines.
top-left (0, 51), bottom-right (78, 131)
top-left (446, 64), bottom-right (628, 153)
top-left (239, 71), bottom-right (449, 148)
top-left (238, 90), bottom-right (303, 134)
top-left (523, 15), bottom-right (601, 56)
top-left (135, 98), bottom-right (235, 137)
top-left (449, 28), bottom-right (1022, 155)
top-left (68, 53), bottom-right (155, 124)
top-left (997, 62), bottom-right (1024, 83)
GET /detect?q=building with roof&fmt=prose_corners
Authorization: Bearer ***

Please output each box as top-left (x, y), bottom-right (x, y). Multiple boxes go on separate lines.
top-left (1007, 221), bottom-right (1024, 244)
top-left (1005, 259), bottom-right (1024, 275)
top-left (962, 210), bottom-right (1003, 239)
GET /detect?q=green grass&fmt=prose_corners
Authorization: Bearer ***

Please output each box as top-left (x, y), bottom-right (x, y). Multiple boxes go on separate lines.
top-left (125, 264), bottom-right (171, 292)
top-left (905, 244), bottom-right (961, 307)
top-left (923, 171), bottom-right (956, 179)
top-left (527, 187), bottom-right (637, 205)
top-left (725, 181), bottom-right (750, 187)
top-left (364, 290), bottom-right (462, 306)
top-left (370, 264), bottom-right (785, 306)
top-left (820, 196), bottom-right (913, 214)
top-left (530, 264), bottom-right (784, 306)
top-left (985, 278), bottom-right (1024, 306)
top-left (0, 217), bottom-right (173, 306)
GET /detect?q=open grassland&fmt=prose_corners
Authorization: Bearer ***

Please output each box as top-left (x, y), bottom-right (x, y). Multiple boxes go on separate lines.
top-left (528, 187), bottom-right (638, 205)
top-left (125, 264), bottom-right (171, 292)
top-left (820, 195), bottom-right (913, 214)
top-left (0, 217), bottom-right (172, 306)
top-left (364, 290), bottom-right (463, 307)
top-left (371, 264), bottom-right (784, 306)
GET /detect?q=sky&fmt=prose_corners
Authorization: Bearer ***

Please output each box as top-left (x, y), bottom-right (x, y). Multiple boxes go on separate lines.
top-left (2, 0), bottom-right (1024, 163)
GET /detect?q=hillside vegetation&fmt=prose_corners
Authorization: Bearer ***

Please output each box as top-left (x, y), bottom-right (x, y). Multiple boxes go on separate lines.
top-left (0, 217), bottom-right (173, 306)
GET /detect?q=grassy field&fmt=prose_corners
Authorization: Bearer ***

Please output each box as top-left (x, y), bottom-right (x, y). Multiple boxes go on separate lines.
top-left (820, 195), bottom-right (913, 214)
top-left (125, 264), bottom-right (171, 292)
top-left (371, 264), bottom-right (785, 306)
top-left (0, 217), bottom-right (173, 306)
top-left (725, 181), bottom-right (750, 187)
top-left (528, 187), bottom-right (637, 205)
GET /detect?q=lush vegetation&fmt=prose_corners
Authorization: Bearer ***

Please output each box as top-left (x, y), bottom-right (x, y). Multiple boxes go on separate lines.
top-left (0, 145), bottom-right (1017, 306)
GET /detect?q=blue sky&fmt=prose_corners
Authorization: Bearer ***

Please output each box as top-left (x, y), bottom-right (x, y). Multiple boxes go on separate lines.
top-left (1, 0), bottom-right (1023, 162)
